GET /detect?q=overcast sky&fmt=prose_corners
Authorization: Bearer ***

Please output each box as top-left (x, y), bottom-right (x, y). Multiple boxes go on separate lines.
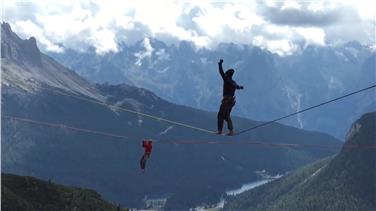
top-left (3, 0), bottom-right (375, 55)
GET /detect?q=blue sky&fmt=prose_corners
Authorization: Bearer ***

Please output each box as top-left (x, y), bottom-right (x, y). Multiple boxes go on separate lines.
top-left (3, 0), bottom-right (375, 55)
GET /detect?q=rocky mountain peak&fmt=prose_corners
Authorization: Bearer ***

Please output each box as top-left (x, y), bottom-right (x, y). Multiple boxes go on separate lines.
top-left (1, 22), bottom-right (103, 100)
top-left (344, 112), bottom-right (376, 146)
top-left (1, 22), bottom-right (13, 36)
top-left (1, 22), bottom-right (42, 67)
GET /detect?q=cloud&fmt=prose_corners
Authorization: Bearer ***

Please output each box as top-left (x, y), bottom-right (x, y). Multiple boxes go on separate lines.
top-left (263, 8), bottom-right (342, 27)
top-left (12, 20), bottom-right (64, 52)
top-left (2, 0), bottom-right (375, 56)
top-left (296, 27), bottom-right (325, 46)
top-left (135, 37), bottom-right (154, 66)
top-left (176, 6), bottom-right (206, 36)
top-left (259, 2), bottom-right (358, 27)
top-left (252, 36), bottom-right (298, 56)
top-left (90, 28), bottom-right (118, 54)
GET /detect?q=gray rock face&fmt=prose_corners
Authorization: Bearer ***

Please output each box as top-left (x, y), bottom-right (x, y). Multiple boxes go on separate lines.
top-left (1, 22), bottom-right (42, 67)
top-left (1, 23), bottom-right (103, 100)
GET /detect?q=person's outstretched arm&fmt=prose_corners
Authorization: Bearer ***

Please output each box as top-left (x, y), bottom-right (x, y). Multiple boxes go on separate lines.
top-left (235, 83), bottom-right (244, 90)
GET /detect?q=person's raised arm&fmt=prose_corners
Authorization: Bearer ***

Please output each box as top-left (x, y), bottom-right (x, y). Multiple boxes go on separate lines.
top-left (218, 59), bottom-right (226, 80)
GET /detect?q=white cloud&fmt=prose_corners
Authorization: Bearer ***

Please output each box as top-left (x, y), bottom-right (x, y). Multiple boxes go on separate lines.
top-left (254, 37), bottom-right (298, 56)
top-left (155, 49), bottom-right (170, 61)
top-left (12, 20), bottom-right (64, 52)
top-left (281, 0), bottom-right (301, 10)
top-left (2, 0), bottom-right (375, 56)
top-left (347, 0), bottom-right (376, 20)
top-left (307, 2), bottom-right (325, 12)
top-left (90, 28), bottom-right (118, 54)
top-left (296, 27), bottom-right (326, 46)
top-left (135, 37), bottom-right (154, 66)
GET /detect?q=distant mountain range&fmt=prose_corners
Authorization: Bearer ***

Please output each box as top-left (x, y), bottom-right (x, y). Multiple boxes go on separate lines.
top-left (1, 173), bottom-right (126, 211)
top-left (49, 36), bottom-right (376, 139)
top-left (1, 22), bottom-right (342, 209)
top-left (224, 112), bottom-right (376, 210)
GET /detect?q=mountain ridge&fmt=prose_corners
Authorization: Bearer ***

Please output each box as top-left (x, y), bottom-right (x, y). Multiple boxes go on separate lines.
top-left (1, 173), bottom-right (127, 211)
top-left (1, 22), bottom-right (103, 101)
top-left (224, 111), bottom-right (376, 211)
top-left (48, 31), bottom-right (376, 139)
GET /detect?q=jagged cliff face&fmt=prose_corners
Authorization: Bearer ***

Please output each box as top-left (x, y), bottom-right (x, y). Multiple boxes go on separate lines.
top-left (1, 23), bottom-right (102, 100)
top-left (1, 23), bottom-right (42, 67)
top-left (344, 112), bottom-right (376, 146)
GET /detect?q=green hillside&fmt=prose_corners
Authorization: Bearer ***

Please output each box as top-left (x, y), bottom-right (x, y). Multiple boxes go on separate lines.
top-left (1, 173), bottom-right (127, 211)
top-left (225, 112), bottom-right (376, 211)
